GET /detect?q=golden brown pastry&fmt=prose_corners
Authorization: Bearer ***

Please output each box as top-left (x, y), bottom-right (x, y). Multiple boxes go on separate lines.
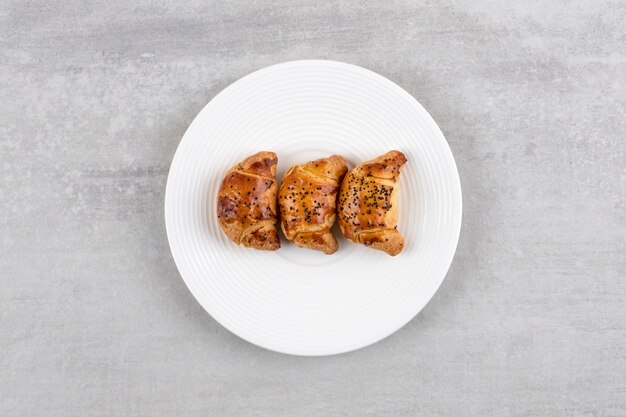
top-left (278, 155), bottom-right (348, 254)
top-left (337, 151), bottom-right (407, 256)
top-left (217, 151), bottom-right (280, 250)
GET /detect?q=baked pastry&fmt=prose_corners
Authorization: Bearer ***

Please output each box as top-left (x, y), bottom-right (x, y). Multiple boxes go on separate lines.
top-left (217, 151), bottom-right (280, 250)
top-left (278, 155), bottom-right (348, 254)
top-left (337, 150), bottom-right (407, 256)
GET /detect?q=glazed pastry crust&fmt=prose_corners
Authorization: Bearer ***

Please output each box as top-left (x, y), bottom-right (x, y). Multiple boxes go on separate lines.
top-left (337, 151), bottom-right (407, 256)
top-left (217, 151), bottom-right (280, 250)
top-left (278, 155), bottom-right (348, 254)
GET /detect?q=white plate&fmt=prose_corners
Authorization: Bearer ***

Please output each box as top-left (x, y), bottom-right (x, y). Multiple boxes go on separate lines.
top-left (165, 60), bottom-right (462, 356)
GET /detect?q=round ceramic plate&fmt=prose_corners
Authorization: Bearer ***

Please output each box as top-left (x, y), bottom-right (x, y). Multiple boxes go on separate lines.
top-left (165, 60), bottom-right (461, 356)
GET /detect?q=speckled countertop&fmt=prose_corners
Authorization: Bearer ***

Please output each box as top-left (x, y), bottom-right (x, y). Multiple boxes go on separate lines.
top-left (1, 1), bottom-right (625, 416)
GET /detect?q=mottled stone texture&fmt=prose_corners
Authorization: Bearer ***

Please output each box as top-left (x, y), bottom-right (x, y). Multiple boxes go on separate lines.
top-left (1, 0), bottom-right (624, 416)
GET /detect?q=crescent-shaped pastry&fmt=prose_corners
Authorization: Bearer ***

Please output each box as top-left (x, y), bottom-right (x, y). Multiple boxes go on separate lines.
top-left (337, 151), bottom-right (407, 256)
top-left (217, 151), bottom-right (280, 250)
top-left (278, 155), bottom-right (348, 254)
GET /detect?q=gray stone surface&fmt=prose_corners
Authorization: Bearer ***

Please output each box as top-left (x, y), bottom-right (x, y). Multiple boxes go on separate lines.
top-left (1, 0), bottom-right (625, 415)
